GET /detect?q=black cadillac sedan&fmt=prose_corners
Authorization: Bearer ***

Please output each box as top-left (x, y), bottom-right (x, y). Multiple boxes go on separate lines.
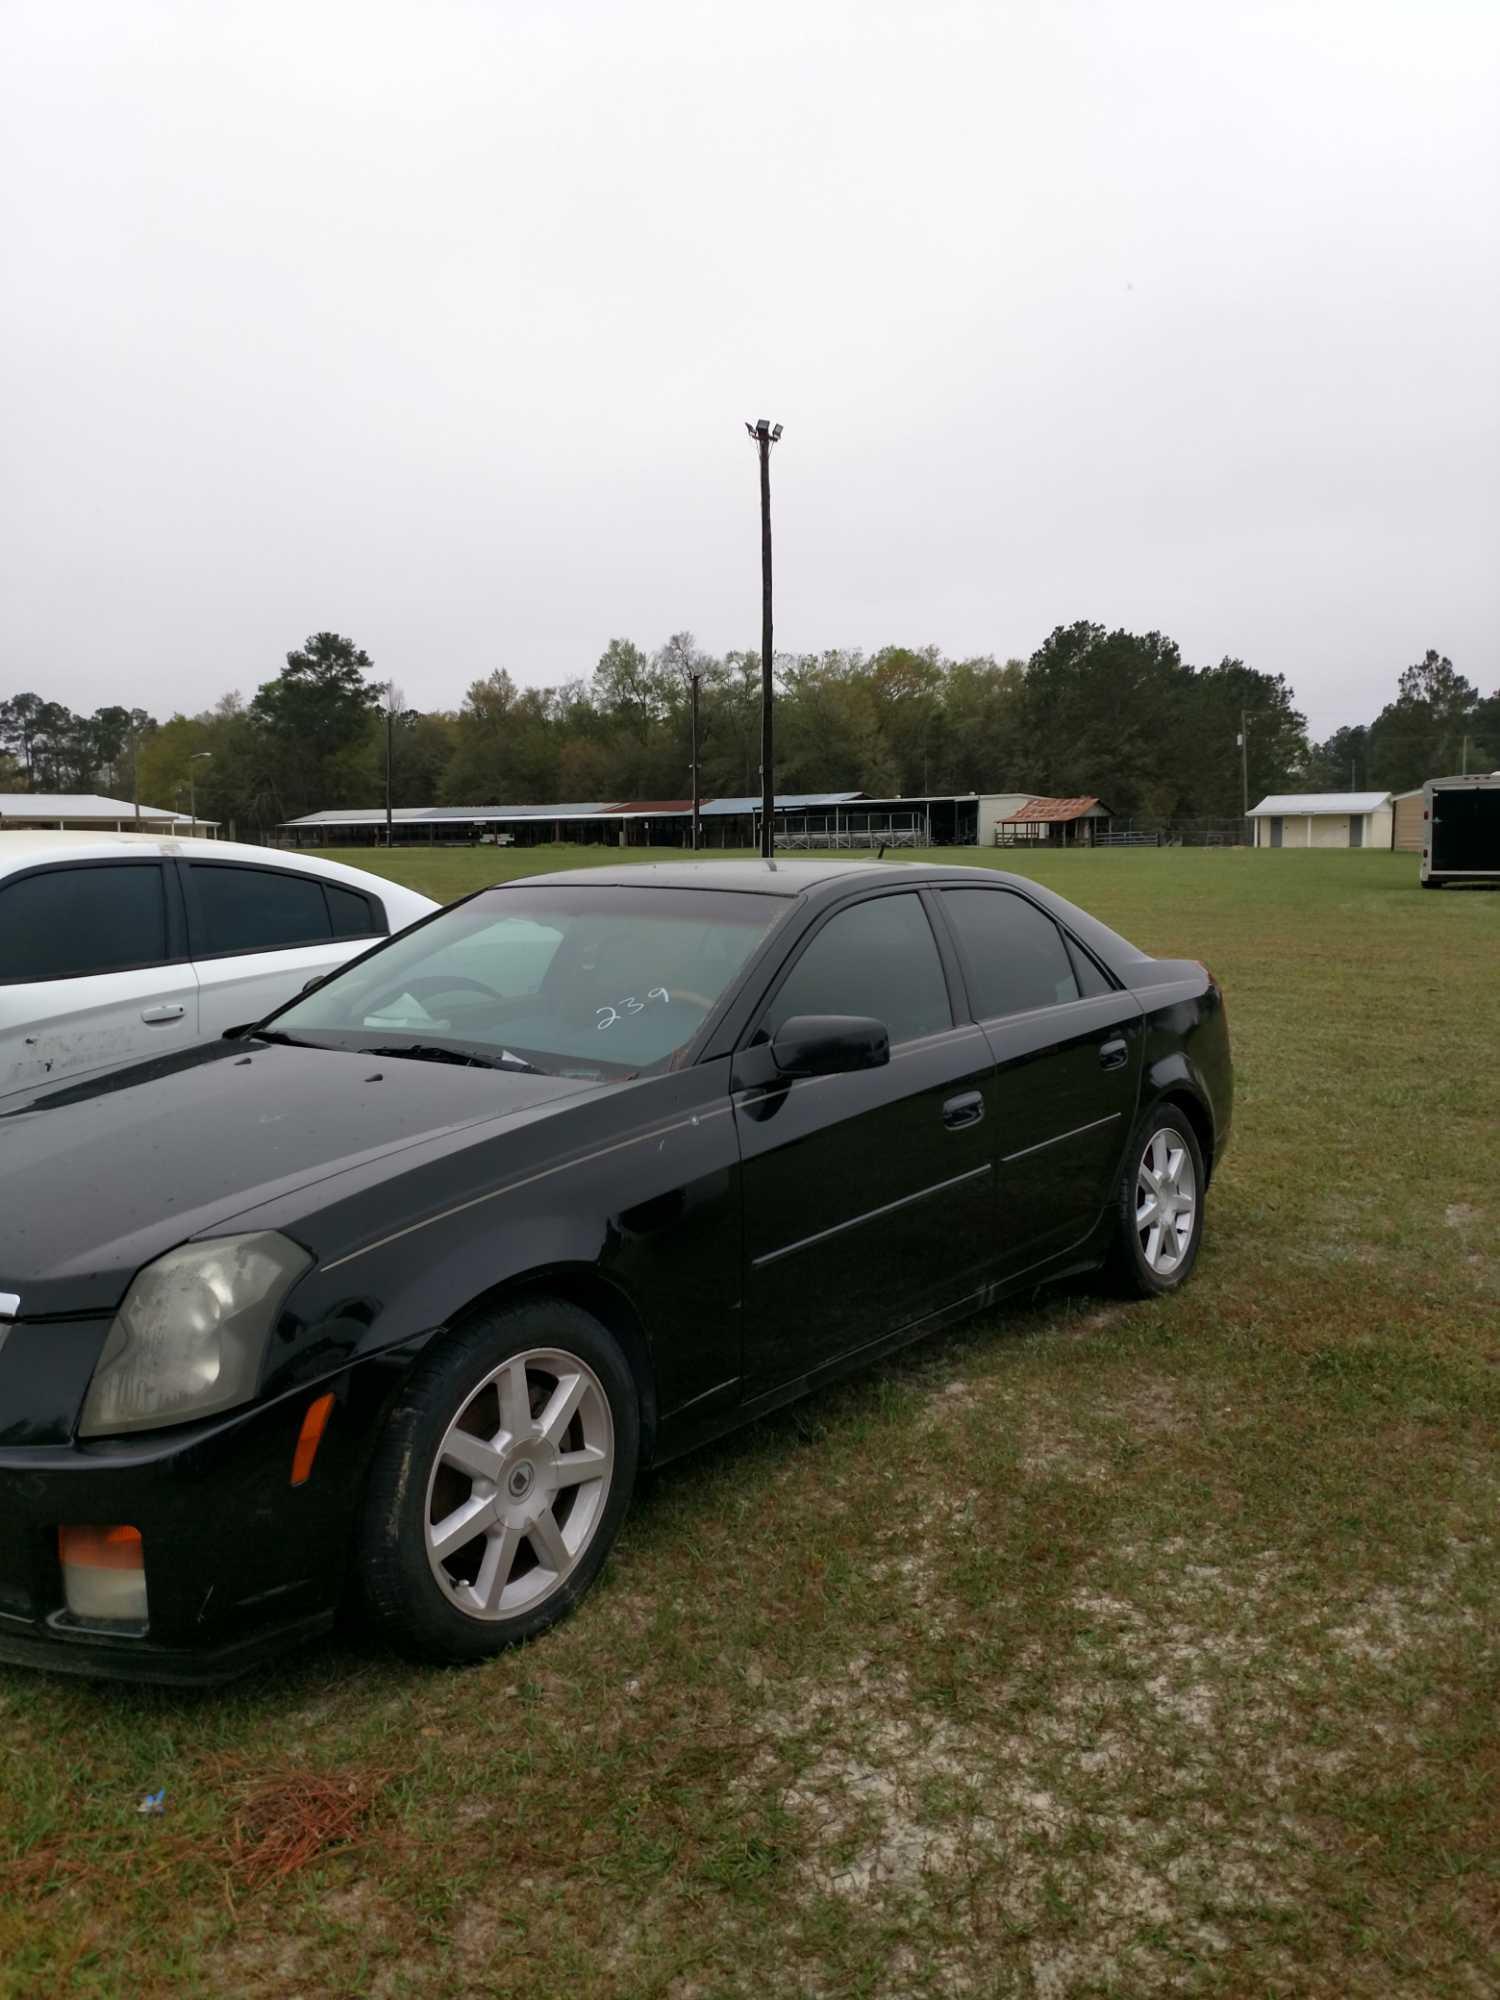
top-left (0, 860), bottom-right (1231, 1682)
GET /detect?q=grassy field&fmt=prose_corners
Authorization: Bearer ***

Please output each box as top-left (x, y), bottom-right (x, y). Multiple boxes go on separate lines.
top-left (3, 848), bottom-right (1497, 1998)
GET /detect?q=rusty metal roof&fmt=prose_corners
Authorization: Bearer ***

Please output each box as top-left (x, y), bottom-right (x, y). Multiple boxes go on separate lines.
top-left (997, 795), bottom-right (1107, 823)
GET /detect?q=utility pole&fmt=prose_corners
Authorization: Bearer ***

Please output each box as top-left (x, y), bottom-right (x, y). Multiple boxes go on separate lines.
top-left (1238, 710), bottom-right (1250, 836)
top-left (745, 418), bottom-right (783, 859)
top-left (189, 751), bottom-right (212, 838)
top-left (129, 724), bottom-right (141, 824)
top-left (384, 695), bottom-right (411, 847)
top-left (688, 667), bottom-right (703, 852)
top-left (1461, 734), bottom-right (1470, 776)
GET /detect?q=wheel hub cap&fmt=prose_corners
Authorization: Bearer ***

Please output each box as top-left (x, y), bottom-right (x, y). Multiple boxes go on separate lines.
top-left (1135, 1126), bottom-right (1197, 1275)
top-left (422, 1347), bottom-right (615, 1623)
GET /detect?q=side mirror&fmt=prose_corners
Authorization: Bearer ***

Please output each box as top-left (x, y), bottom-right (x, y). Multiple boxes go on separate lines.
top-left (771, 1013), bottom-right (890, 1080)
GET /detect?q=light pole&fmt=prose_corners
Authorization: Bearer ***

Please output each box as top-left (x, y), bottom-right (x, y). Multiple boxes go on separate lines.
top-left (189, 751), bottom-right (211, 838)
top-left (687, 667), bottom-right (703, 851)
top-left (745, 418), bottom-right (783, 858)
top-left (385, 706), bottom-right (413, 846)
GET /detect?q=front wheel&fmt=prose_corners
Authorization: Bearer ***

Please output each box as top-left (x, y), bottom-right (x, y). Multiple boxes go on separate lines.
top-left (358, 1297), bottom-right (639, 1663)
top-left (1107, 1108), bottom-right (1207, 1297)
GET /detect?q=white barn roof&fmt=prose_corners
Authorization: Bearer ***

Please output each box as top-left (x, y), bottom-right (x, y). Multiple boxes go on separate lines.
top-left (0, 792), bottom-right (203, 823)
top-left (1248, 791), bottom-right (1390, 817)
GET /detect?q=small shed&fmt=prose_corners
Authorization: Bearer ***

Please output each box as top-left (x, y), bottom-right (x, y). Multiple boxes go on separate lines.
top-left (993, 796), bottom-right (1112, 847)
top-left (1247, 791), bottom-right (1393, 849)
top-left (1391, 785), bottom-right (1425, 853)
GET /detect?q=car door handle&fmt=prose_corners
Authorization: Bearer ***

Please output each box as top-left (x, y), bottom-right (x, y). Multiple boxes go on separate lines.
top-left (942, 1090), bottom-right (985, 1129)
top-left (140, 1004), bottom-right (185, 1025)
top-left (1098, 1037), bottom-right (1129, 1070)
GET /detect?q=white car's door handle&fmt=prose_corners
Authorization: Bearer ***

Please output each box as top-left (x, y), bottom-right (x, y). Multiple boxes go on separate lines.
top-left (140, 1004), bottom-right (186, 1024)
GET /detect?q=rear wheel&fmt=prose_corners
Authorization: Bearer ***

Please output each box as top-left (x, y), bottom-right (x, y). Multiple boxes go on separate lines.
top-left (1107, 1108), bottom-right (1206, 1297)
top-left (359, 1297), bottom-right (639, 1662)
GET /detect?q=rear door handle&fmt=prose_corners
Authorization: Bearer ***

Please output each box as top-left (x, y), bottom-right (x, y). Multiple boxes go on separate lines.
top-left (942, 1090), bottom-right (985, 1129)
top-left (140, 1004), bottom-right (185, 1024)
top-left (1098, 1037), bottom-right (1129, 1070)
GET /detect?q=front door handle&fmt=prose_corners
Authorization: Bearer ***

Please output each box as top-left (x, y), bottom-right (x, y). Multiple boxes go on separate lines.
top-left (140, 1004), bottom-right (185, 1025)
top-left (1098, 1037), bottom-right (1129, 1071)
top-left (942, 1090), bottom-right (985, 1130)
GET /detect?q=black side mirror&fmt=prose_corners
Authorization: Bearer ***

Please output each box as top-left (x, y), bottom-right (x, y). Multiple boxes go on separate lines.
top-left (771, 1014), bottom-right (890, 1080)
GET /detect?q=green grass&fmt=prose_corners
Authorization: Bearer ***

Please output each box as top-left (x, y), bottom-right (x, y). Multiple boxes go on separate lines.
top-left (3, 848), bottom-right (1497, 1998)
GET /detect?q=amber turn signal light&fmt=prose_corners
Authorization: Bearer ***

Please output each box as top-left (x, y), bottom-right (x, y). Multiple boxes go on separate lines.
top-left (290, 1392), bottom-right (336, 1487)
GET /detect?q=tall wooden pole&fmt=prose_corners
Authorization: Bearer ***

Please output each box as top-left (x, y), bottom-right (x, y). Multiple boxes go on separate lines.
top-left (746, 419), bottom-right (781, 859)
top-left (689, 670), bottom-right (702, 851)
top-left (758, 428), bottom-right (774, 858)
top-left (385, 707), bottom-right (394, 846)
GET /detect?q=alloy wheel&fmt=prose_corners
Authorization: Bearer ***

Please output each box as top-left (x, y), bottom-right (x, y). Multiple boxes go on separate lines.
top-left (423, 1346), bottom-right (615, 1621)
top-left (1135, 1126), bottom-right (1197, 1275)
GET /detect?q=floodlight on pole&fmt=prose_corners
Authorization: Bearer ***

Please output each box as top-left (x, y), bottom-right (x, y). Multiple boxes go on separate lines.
top-left (745, 418), bottom-right (784, 858)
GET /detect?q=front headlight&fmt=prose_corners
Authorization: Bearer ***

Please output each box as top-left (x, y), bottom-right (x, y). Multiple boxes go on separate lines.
top-left (79, 1233), bottom-right (312, 1438)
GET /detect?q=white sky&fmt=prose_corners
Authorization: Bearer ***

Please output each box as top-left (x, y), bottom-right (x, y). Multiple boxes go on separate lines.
top-left (2, 0), bottom-right (1497, 737)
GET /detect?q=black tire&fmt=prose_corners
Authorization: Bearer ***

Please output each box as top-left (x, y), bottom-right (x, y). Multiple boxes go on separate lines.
top-left (1106, 1104), bottom-right (1208, 1299)
top-left (358, 1296), bottom-right (640, 1664)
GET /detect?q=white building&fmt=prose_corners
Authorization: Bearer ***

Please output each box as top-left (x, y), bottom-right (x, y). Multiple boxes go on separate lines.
top-left (0, 793), bottom-right (214, 835)
top-left (1247, 791), bottom-right (1393, 850)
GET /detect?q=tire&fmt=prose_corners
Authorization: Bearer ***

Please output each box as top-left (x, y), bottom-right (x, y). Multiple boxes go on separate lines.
top-left (1106, 1106), bottom-right (1207, 1298)
top-left (358, 1296), bottom-right (640, 1664)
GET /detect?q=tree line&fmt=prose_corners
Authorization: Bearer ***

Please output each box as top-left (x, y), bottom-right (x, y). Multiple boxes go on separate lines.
top-left (2, 626), bottom-right (1494, 839)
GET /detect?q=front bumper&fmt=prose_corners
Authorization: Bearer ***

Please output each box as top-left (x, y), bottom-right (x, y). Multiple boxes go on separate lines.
top-left (0, 1352), bottom-right (406, 1685)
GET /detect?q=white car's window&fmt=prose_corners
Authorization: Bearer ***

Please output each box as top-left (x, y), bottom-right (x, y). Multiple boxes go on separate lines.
top-left (326, 882), bottom-right (384, 938)
top-left (189, 863), bottom-right (334, 956)
top-left (1, 864), bottom-right (169, 981)
top-left (272, 885), bottom-right (787, 1077)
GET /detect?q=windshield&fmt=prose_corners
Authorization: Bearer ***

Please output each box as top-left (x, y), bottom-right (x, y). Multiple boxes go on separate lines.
top-left (264, 884), bottom-right (786, 1077)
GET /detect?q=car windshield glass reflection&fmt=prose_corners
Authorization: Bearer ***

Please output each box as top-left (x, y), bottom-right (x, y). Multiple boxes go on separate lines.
top-left (268, 885), bottom-right (784, 1077)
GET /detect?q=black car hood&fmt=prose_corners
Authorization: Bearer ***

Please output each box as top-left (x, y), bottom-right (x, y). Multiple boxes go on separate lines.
top-left (0, 1039), bottom-right (601, 1316)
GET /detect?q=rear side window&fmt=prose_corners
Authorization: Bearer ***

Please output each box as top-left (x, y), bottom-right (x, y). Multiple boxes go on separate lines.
top-left (766, 893), bottom-right (952, 1045)
top-left (1065, 936), bottom-right (1114, 998)
top-left (326, 883), bottom-right (383, 939)
top-left (941, 888), bottom-right (1081, 1017)
top-left (1, 864), bottom-right (168, 981)
top-left (189, 864), bottom-right (332, 956)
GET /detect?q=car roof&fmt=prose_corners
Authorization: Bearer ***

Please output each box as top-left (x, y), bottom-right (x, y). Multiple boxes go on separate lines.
top-left (495, 857), bottom-right (1045, 899)
top-left (0, 829), bottom-right (437, 908)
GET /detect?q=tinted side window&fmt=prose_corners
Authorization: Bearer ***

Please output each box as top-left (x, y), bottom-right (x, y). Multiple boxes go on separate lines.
top-left (941, 889), bottom-right (1080, 1016)
top-left (1065, 935), bottom-right (1114, 998)
top-left (1, 864), bottom-right (167, 981)
top-left (326, 883), bottom-right (383, 938)
top-left (190, 865), bottom-right (331, 955)
top-left (767, 893), bottom-right (951, 1045)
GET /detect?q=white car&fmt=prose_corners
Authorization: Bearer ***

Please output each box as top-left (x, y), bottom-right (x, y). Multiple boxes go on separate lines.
top-left (0, 832), bottom-right (437, 1095)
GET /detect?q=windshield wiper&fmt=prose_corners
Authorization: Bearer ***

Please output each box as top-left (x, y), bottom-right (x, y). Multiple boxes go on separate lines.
top-left (243, 1027), bottom-right (315, 1049)
top-left (360, 1042), bottom-right (547, 1075)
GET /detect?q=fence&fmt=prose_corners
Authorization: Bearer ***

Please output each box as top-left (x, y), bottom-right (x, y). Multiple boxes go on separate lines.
top-left (775, 810), bottom-right (929, 851)
top-left (998, 817), bottom-right (1249, 850)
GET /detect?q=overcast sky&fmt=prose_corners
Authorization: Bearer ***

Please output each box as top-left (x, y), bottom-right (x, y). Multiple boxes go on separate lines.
top-left (2, 0), bottom-right (1496, 738)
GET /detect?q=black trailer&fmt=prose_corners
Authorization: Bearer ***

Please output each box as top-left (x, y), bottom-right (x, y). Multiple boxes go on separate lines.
top-left (1422, 773), bottom-right (1500, 887)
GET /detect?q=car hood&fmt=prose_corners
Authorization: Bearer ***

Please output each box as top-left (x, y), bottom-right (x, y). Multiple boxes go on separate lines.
top-left (0, 1039), bottom-right (601, 1315)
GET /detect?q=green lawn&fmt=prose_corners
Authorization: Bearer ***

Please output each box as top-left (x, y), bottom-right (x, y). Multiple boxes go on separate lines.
top-left (3, 849), bottom-right (1497, 1998)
